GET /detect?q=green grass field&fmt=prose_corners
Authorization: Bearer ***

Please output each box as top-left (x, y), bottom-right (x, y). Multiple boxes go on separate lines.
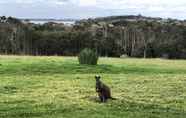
top-left (0, 56), bottom-right (186, 118)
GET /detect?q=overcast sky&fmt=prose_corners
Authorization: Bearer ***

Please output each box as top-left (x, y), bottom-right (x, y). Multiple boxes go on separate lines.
top-left (0, 0), bottom-right (186, 19)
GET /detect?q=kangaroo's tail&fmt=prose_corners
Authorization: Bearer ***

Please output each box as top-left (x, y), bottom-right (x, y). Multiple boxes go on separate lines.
top-left (110, 97), bottom-right (117, 100)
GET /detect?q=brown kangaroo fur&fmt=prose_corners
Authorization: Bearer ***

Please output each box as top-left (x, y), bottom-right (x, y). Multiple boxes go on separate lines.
top-left (95, 75), bottom-right (115, 102)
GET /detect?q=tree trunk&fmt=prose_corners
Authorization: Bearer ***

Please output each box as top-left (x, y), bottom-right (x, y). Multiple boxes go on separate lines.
top-left (144, 44), bottom-right (147, 58)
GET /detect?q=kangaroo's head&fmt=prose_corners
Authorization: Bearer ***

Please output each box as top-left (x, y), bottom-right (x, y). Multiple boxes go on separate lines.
top-left (95, 75), bottom-right (101, 82)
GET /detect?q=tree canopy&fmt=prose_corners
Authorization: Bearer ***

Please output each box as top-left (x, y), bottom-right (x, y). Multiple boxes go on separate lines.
top-left (0, 15), bottom-right (186, 59)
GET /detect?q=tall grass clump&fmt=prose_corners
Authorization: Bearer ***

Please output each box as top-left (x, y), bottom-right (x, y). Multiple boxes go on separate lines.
top-left (78, 48), bottom-right (98, 65)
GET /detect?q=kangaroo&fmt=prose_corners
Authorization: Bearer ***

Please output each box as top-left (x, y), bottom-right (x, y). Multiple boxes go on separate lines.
top-left (95, 75), bottom-right (115, 102)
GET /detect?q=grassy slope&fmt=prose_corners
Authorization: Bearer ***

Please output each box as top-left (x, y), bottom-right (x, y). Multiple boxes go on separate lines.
top-left (0, 56), bottom-right (186, 118)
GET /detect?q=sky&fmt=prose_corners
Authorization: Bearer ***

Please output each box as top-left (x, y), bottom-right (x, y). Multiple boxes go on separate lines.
top-left (0, 0), bottom-right (186, 20)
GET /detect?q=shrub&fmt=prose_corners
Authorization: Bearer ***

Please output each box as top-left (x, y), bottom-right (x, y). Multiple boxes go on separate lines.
top-left (78, 48), bottom-right (98, 65)
top-left (120, 54), bottom-right (129, 58)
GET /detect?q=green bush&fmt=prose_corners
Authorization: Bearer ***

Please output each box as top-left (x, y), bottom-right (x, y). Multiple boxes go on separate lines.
top-left (78, 48), bottom-right (98, 65)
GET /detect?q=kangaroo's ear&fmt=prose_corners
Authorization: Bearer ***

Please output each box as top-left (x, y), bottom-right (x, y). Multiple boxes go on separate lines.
top-left (95, 75), bottom-right (101, 80)
top-left (98, 75), bottom-right (101, 79)
top-left (95, 75), bottom-right (97, 79)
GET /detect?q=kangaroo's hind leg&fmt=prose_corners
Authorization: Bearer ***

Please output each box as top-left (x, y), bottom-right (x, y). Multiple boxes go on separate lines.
top-left (99, 93), bottom-right (106, 102)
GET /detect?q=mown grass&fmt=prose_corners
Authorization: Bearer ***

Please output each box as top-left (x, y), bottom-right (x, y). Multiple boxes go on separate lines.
top-left (0, 56), bottom-right (186, 118)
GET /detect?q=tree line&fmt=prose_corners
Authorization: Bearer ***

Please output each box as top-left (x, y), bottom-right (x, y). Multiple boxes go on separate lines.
top-left (0, 15), bottom-right (186, 59)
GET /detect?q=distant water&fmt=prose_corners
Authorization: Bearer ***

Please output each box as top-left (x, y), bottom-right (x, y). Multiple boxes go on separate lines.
top-left (29, 20), bottom-right (75, 25)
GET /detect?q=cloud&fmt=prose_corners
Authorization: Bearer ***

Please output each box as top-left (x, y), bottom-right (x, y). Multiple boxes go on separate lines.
top-left (0, 0), bottom-right (186, 19)
top-left (78, 0), bottom-right (97, 6)
top-left (0, 0), bottom-right (70, 5)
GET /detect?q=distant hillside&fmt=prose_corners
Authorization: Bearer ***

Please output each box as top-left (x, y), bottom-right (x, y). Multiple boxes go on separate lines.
top-left (78, 15), bottom-right (186, 26)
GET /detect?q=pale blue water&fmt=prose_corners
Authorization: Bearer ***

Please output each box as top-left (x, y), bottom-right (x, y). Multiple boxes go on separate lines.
top-left (29, 20), bottom-right (75, 25)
